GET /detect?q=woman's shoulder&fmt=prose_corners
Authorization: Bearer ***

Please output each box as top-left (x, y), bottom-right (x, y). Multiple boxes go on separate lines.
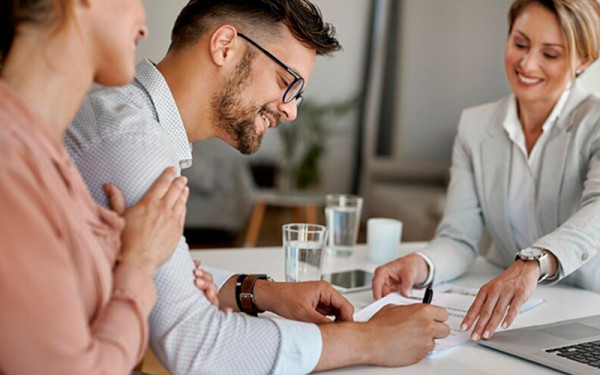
top-left (455, 96), bottom-right (511, 138)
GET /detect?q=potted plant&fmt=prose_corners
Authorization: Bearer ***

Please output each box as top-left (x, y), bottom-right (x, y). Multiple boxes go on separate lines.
top-left (277, 95), bottom-right (360, 191)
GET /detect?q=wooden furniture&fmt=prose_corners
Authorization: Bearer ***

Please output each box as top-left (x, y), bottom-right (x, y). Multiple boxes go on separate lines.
top-left (244, 189), bottom-right (324, 247)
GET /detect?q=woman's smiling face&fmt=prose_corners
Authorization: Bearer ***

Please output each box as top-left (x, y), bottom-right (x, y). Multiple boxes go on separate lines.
top-left (504, 3), bottom-right (581, 105)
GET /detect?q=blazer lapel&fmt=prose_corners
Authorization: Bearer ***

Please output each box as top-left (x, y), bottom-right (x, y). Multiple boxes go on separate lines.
top-left (538, 84), bottom-right (590, 233)
top-left (480, 99), bottom-right (517, 256)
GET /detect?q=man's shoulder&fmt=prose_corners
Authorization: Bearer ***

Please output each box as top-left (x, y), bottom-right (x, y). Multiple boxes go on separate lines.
top-left (67, 82), bottom-right (168, 156)
top-left (73, 82), bottom-right (160, 132)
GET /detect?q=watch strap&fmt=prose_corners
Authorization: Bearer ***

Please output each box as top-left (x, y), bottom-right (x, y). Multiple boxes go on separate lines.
top-left (239, 274), bottom-right (269, 316)
top-left (516, 248), bottom-right (549, 282)
top-left (235, 274), bottom-right (248, 312)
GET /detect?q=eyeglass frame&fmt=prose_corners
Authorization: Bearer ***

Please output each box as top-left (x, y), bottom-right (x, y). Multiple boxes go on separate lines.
top-left (237, 33), bottom-right (304, 108)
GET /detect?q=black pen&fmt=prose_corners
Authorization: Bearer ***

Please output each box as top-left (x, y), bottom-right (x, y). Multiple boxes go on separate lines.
top-left (422, 285), bottom-right (433, 304)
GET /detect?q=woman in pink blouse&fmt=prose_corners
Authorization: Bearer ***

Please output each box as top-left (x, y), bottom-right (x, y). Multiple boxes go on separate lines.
top-left (0, 1), bottom-right (189, 373)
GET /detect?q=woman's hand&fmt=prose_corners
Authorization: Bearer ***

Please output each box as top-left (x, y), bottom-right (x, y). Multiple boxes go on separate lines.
top-left (105, 167), bottom-right (189, 277)
top-left (371, 253), bottom-right (430, 299)
top-left (193, 260), bottom-right (220, 308)
top-left (461, 260), bottom-right (540, 340)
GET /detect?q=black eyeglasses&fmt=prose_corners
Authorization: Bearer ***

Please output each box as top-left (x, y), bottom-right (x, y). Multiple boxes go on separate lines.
top-left (238, 33), bottom-right (304, 108)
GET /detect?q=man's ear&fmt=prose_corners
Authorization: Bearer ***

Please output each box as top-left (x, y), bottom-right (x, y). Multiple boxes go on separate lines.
top-left (209, 25), bottom-right (241, 67)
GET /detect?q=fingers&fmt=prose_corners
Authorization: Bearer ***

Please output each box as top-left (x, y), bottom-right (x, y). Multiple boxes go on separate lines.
top-left (502, 293), bottom-right (528, 329)
top-left (398, 268), bottom-right (415, 297)
top-left (142, 167), bottom-right (178, 202)
top-left (194, 260), bottom-right (201, 269)
top-left (470, 290), bottom-right (499, 341)
top-left (481, 291), bottom-right (514, 339)
top-left (104, 183), bottom-right (126, 215)
top-left (325, 288), bottom-right (354, 322)
top-left (162, 176), bottom-right (189, 209)
top-left (194, 268), bottom-right (219, 307)
top-left (461, 288), bottom-right (487, 332)
top-left (372, 266), bottom-right (387, 300)
top-left (434, 322), bottom-right (451, 339)
top-left (372, 260), bottom-right (416, 300)
top-left (174, 186), bottom-right (189, 218)
top-left (428, 305), bottom-right (449, 322)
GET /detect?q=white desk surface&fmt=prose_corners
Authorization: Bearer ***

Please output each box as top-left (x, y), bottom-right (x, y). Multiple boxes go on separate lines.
top-left (191, 243), bottom-right (600, 374)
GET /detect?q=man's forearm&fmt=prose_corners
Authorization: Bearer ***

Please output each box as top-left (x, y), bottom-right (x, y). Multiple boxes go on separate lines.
top-left (217, 274), bottom-right (240, 311)
top-left (313, 322), bottom-right (370, 372)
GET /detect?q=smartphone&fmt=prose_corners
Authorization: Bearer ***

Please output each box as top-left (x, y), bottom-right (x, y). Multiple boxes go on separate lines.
top-left (321, 269), bottom-right (374, 293)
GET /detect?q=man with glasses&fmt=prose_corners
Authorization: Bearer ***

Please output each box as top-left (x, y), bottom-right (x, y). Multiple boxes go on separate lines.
top-left (66, 0), bottom-right (449, 373)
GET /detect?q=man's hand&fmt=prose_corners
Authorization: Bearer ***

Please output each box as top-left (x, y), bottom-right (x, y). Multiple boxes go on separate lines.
top-left (364, 304), bottom-right (450, 366)
top-left (315, 303), bottom-right (450, 371)
top-left (372, 253), bottom-right (430, 299)
top-left (461, 259), bottom-right (540, 341)
top-left (253, 280), bottom-right (354, 323)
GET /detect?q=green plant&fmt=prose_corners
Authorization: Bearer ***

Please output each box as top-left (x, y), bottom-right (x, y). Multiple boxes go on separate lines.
top-left (278, 95), bottom-right (360, 190)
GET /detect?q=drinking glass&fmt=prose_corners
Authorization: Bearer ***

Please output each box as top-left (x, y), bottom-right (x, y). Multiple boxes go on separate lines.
top-left (282, 223), bottom-right (328, 282)
top-left (325, 194), bottom-right (363, 257)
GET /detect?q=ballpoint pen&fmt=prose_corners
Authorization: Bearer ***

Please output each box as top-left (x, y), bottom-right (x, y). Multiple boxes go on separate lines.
top-left (422, 284), bottom-right (433, 304)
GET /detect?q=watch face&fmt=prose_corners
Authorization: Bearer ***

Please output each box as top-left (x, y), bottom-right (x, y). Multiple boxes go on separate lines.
top-left (520, 248), bottom-right (543, 259)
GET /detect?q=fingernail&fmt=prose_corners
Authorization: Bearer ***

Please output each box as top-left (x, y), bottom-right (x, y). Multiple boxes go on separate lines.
top-left (483, 331), bottom-right (490, 339)
top-left (471, 333), bottom-right (479, 341)
top-left (194, 269), bottom-right (203, 276)
top-left (461, 323), bottom-right (467, 331)
top-left (502, 322), bottom-right (508, 329)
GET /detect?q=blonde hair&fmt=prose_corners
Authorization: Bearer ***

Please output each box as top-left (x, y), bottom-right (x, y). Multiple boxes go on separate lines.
top-left (508, 0), bottom-right (600, 76)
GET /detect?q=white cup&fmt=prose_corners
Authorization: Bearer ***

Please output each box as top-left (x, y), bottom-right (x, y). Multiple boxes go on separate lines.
top-left (367, 218), bottom-right (402, 264)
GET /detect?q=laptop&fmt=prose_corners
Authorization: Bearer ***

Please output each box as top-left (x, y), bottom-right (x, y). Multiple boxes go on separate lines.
top-left (480, 314), bottom-right (600, 375)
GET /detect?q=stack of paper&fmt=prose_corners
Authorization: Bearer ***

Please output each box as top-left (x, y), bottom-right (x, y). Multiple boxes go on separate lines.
top-left (353, 284), bottom-right (544, 354)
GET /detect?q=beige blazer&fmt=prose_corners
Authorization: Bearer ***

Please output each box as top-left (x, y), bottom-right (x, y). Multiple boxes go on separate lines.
top-left (420, 83), bottom-right (600, 292)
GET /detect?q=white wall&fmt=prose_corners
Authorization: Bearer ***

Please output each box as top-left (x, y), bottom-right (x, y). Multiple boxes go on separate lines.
top-left (137, 0), bottom-right (188, 63)
top-left (393, 0), bottom-right (514, 162)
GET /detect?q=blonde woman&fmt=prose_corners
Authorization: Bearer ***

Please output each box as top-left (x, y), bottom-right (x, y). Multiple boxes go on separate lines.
top-left (373, 0), bottom-right (600, 342)
top-left (0, 0), bottom-right (188, 373)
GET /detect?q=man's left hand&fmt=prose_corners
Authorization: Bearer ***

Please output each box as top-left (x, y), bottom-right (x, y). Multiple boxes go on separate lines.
top-left (253, 280), bottom-right (354, 324)
top-left (461, 260), bottom-right (539, 341)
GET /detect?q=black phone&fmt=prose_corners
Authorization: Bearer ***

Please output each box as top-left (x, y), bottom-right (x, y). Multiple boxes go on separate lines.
top-left (321, 269), bottom-right (373, 293)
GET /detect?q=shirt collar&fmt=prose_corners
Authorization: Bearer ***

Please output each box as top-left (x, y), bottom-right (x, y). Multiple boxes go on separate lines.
top-left (134, 59), bottom-right (193, 169)
top-left (503, 88), bottom-right (571, 144)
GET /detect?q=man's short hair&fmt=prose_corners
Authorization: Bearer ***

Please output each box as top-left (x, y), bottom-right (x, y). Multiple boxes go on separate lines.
top-left (170, 0), bottom-right (341, 56)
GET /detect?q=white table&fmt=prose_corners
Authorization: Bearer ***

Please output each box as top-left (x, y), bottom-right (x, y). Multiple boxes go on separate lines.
top-left (191, 243), bottom-right (600, 374)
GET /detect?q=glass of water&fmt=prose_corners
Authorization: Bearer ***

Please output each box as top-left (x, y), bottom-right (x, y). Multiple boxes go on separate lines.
top-left (282, 223), bottom-right (328, 282)
top-left (325, 194), bottom-right (363, 257)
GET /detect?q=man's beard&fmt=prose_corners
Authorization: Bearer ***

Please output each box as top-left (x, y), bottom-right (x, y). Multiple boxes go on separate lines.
top-left (211, 51), bottom-right (266, 155)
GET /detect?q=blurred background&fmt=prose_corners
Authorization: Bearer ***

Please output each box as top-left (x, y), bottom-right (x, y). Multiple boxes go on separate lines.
top-left (139, 0), bottom-right (600, 248)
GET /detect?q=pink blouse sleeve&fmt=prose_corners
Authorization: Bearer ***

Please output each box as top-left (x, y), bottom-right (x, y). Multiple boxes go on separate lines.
top-left (0, 155), bottom-right (156, 374)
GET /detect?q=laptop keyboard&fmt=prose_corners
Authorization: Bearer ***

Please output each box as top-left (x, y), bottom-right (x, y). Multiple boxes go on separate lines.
top-left (546, 340), bottom-right (600, 368)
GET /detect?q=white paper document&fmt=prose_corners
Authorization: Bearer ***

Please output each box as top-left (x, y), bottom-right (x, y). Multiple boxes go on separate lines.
top-left (353, 284), bottom-right (544, 354)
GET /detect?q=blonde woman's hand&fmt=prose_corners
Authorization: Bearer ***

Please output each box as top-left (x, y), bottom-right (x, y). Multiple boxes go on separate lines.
top-left (371, 253), bottom-right (430, 300)
top-left (105, 167), bottom-right (189, 277)
top-left (460, 260), bottom-right (539, 341)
